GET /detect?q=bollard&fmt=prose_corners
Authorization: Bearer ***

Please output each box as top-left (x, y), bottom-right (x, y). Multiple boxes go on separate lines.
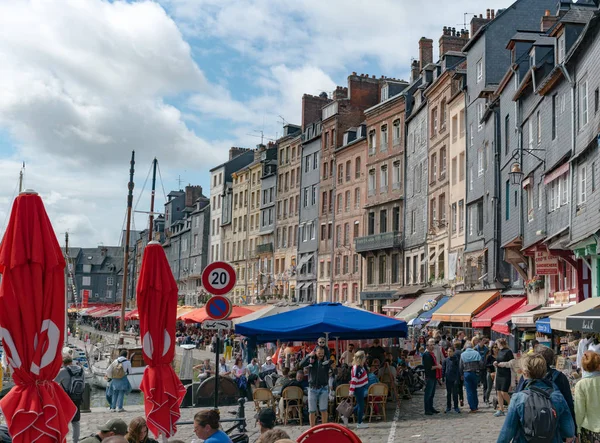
top-left (80, 382), bottom-right (92, 413)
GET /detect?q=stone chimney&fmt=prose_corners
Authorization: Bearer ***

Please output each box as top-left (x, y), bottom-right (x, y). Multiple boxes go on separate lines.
top-left (419, 37), bottom-right (434, 71)
top-left (541, 9), bottom-right (559, 32)
top-left (439, 26), bottom-right (470, 57)
top-left (302, 93), bottom-right (331, 130)
top-left (229, 147), bottom-right (250, 160)
top-left (411, 60), bottom-right (420, 82)
top-left (185, 185), bottom-right (202, 208)
top-left (471, 13), bottom-right (491, 37)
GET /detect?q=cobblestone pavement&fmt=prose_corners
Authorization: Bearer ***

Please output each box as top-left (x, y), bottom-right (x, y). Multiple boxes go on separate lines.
top-left (73, 385), bottom-right (505, 442)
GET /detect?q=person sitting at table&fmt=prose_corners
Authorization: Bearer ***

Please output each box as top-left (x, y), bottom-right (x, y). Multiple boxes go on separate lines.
top-left (218, 357), bottom-right (231, 377)
top-left (261, 356), bottom-right (277, 374)
top-left (246, 358), bottom-right (261, 378)
top-left (273, 367), bottom-right (292, 393)
top-left (193, 359), bottom-right (213, 381)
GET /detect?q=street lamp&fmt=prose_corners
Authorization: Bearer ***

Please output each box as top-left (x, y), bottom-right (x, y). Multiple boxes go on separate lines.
top-left (509, 162), bottom-right (524, 185)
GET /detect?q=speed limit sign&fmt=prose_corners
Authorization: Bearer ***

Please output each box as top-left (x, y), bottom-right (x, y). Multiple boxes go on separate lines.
top-left (202, 261), bottom-right (237, 295)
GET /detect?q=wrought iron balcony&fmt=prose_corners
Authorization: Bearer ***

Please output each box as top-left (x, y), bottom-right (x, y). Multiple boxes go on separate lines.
top-left (354, 231), bottom-right (402, 253)
top-left (256, 242), bottom-right (274, 254)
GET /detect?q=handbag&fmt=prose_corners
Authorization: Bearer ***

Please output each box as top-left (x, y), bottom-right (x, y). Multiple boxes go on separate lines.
top-left (336, 398), bottom-right (354, 418)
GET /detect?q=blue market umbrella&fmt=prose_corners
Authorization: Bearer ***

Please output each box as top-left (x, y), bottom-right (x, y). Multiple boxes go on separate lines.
top-left (235, 302), bottom-right (408, 343)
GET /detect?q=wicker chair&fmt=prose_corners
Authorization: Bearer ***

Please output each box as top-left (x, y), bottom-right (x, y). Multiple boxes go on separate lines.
top-left (281, 386), bottom-right (304, 426)
top-left (366, 383), bottom-right (388, 422)
top-left (335, 384), bottom-right (356, 423)
top-left (252, 388), bottom-right (276, 417)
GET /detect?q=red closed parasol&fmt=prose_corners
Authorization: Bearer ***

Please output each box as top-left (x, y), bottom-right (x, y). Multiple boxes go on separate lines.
top-left (0, 191), bottom-right (76, 442)
top-left (137, 242), bottom-right (186, 438)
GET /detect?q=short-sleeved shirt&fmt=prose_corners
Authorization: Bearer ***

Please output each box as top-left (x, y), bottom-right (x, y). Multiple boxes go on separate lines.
top-left (204, 429), bottom-right (233, 442)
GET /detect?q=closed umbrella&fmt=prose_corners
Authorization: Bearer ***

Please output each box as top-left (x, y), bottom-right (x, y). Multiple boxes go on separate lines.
top-left (138, 242), bottom-right (185, 439)
top-left (0, 191), bottom-right (76, 442)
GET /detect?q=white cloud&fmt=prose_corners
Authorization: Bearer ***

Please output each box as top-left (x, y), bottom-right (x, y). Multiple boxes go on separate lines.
top-left (0, 0), bottom-right (232, 247)
top-left (163, 0), bottom-right (512, 72)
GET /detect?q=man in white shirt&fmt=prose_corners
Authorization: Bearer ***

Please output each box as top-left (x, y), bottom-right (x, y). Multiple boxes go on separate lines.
top-left (218, 356), bottom-right (231, 377)
top-left (340, 343), bottom-right (355, 366)
top-left (261, 356), bottom-right (276, 373)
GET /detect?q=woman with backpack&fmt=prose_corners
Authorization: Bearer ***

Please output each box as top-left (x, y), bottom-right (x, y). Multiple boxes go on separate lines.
top-left (108, 350), bottom-right (132, 412)
top-left (497, 353), bottom-right (575, 443)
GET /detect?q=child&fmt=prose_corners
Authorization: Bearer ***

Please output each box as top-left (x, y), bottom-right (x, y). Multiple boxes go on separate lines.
top-left (442, 347), bottom-right (461, 413)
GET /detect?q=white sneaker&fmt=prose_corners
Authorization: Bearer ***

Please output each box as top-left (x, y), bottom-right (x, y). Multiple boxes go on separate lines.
top-left (357, 423), bottom-right (369, 429)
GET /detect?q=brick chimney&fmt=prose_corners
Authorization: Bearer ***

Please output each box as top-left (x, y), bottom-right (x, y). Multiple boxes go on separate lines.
top-left (541, 9), bottom-right (558, 32)
top-left (439, 26), bottom-right (470, 56)
top-left (471, 13), bottom-right (491, 37)
top-left (347, 73), bottom-right (380, 108)
top-left (419, 37), bottom-right (433, 71)
top-left (302, 93), bottom-right (331, 130)
top-left (411, 60), bottom-right (420, 82)
top-left (185, 185), bottom-right (203, 208)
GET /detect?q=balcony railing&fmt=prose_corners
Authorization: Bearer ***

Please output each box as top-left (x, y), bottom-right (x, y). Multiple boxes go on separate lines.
top-left (256, 242), bottom-right (274, 254)
top-left (354, 230), bottom-right (402, 253)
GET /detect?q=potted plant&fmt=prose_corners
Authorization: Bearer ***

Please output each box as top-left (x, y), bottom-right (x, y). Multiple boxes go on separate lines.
top-left (526, 275), bottom-right (544, 292)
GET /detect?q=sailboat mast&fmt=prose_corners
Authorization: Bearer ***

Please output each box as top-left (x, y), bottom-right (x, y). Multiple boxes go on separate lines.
top-left (120, 151), bottom-right (135, 335)
top-left (148, 157), bottom-right (158, 241)
top-left (18, 162), bottom-right (24, 193)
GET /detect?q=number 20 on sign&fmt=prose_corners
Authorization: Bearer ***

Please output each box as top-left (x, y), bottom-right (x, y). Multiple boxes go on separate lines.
top-left (202, 261), bottom-right (237, 295)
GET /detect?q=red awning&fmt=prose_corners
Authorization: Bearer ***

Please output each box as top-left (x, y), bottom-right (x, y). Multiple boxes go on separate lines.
top-left (491, 303), bottom-right (540, 335)
top-left (90, 307), bottom-right (120, 318)
top-left (381, 297), bottom-right (417, 311)
top-left (125, 308), bottom-right (139, 320)
top-left (472, 297), bottom-right (527, 328)
top-left (181, 305), bottom-right (255, 323)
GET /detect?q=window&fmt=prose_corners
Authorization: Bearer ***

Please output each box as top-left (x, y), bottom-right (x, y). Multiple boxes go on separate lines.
top-left (440, 100), bottom-right (447, 130)
top-left (431, 153), bottom-right (437, 182)
top-left (393, 161), bottom-right (401, 189)
top-left (452, 115), bottom-right (458, 142)
top-left (469, 124), bottom-right (474, 147)
top-left (538, 182), bottom-right (542, 209)
top-left (439, 193), bottom-right (446, 223)
top-left (579, 164), bottom-right (587, 204)
top-left (476, 59), bottom-right (483, 83)
top-left (596, 88), bottom-right (599, 114)
top-left (558, 33), bottom-right (565, 63)
top-left (440, 147), bottom-right (447, 178)
top-left (337, 194), bottom-right (343, 213)
top-left (304, 156), bottom-right (310, 173)
top-left (345, 160), bottom-right (351, 181)
top-left (459, 199), bottom-right (464, 232)
top-left (82, 276), bottom-right (91, 287)
top-left (368, 130), bottom-right (376, 154)
top-left (410, 209), bottom-right (416, 234)
top-left (477, 102), bottom-right (484, 131)
top-left (380, 125), bottom-right (388, 151)
top-left (536, 111), bottom-right (541, 145)
top-left (469, 167), bottom-right (473, 190)
top-left (477, 150), bottom-right (484, 176)
top-left (335, 256), bottom-right (340, 275)
top-left (368, 212), bottom-right (375, 235)
top-left (323, 162), bottom-right (328, 180)
top-left (561, 174), bottom-right (569, 205)
top-left (313, 152), bottom-right (318, 169)
top-left (393, 119), bottom-right (401, 144)
top-left (312, 184), bottom-right (317, 205)
top-left (368, 169), bottom-right (376, 195)
top-left (380, 165), bottom-right (388, 191)
top-left (391, 253), bottom-right (400, 284)
top-left (451, 203), bottom-right (457, 233)
top-left (380, 209), bottom-right (387, 233)
top-left (460, 110), bottom-right (465, 137)
top-left (552, 95), bottom-right (557, 140)
top-left (452, 157), bottom-right (457, 185)
top-left (343, 255), bottom-right (349, 274)
top-left (345, 190), bottom-right (350, 211)
top-left (355, 187), bottom-right (360, 208)
top-left (338, 164), bottom-right (343, 184)
top-left (580, 79), bottom-right (589, 128)
top-left (367, 257), bottom-right (375, 285)
top-left (430, 198), bottom-right (437, 225)
top-left (504, 114), bottom-right (510, 155)
top-left (379, 255), bottom-right (387, 284)
top-left (355, 157), bottom-right (361, 179)
top-left (324, 132), bottom-right (329, 150)
top-left (505, 180), bottom-right (510, 220)
top-left (431, 108), bottom-right (438, 136)
top-left (303, 187), bottom-right (309, 207)
top-left (459, 152), bottom-right (465, 181)
top-left (344, 222), bottom-right (350, 245)
top-left (322, 192), bottom-right (328, 214)
top-left (392, 206), bottom-right (400, 231)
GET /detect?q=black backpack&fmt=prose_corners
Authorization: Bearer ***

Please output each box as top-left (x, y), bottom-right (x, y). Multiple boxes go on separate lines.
top-left (66, 365), bottom-right (85, 401)
top-left (522, 381), bottom-right (557, 443)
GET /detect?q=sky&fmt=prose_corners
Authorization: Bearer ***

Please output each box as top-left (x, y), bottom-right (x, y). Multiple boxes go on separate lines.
top-left (0, 0), bottom-right (513, 247)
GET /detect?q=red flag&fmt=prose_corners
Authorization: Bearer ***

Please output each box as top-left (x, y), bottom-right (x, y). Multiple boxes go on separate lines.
top-left (138, 242), bottom-right (185, 438)
top-left (0, 192), bottom-right (76, 442)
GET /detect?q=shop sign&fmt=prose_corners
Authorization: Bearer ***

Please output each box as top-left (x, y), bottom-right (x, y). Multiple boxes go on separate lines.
top-left (582, 320), bottom-right (596, 331)
top-left (536, 321), bottom-right (552, 334)
top-left (535, 250), bottom-right (559, 275)
top-left (360, 291), bottom-right (396, 301)
top-left (551, 291), bottom-right (571, 307)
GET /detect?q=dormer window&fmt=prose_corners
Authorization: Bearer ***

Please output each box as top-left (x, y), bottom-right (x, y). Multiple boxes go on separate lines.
top-left (558, 34), bottom-right (566, 64)
top-left (381, 84), bottom-right (389, 102)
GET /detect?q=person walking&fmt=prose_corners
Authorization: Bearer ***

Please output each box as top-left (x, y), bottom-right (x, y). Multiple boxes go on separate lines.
top-left (493, 338), bottom-right (514, 417)
top-left (223, 334), bottom-right (233, 362)
top-left (537, 346), bottom-right (575, 424)
top-left (348, 350), bottom-right (369, 429)
top-left (453, 340), bottom-right (465, 407)
top-left (422, 339), bottom-right (442, 416)
top-left (575, 351), bottom-right (600, 443)
top-left (483, 342), bottom-right (499, 405)
top-left (474, 337), bottom-right (489, 399)
top-left (107, 350), bottom-right (132, 413)
top-left (459, 341), bottom-right (482, 413)
top-left (442, 347), bottom-right (460, 413)
top-left (496, 354), bottom-right (575, 443)
top-left (300, 346), bottom-right (331, 427)
top-left (56, 356), bottom-right (85, 443)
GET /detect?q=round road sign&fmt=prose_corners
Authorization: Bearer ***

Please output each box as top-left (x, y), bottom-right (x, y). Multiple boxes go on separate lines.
top-left (205, 295), bottom-right (233, 320)
top-left (202, 261), bottom-right (237, 296)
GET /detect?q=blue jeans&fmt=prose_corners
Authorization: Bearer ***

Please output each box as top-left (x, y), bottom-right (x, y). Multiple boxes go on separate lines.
top-left (111, 389), bottom-right (125, 410)
top-left (353, 386), bottom-right (366, 424)
top-left (424, 378), bottom-right (437, 413)
top-left (464, 371), bottom-right (479, 411)
top-left (308, 387), bottom-right (329, 413)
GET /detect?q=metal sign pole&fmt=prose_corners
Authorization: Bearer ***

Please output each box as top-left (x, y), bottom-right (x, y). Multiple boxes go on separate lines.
top-left (214, 332), bottom-right (220, 410)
